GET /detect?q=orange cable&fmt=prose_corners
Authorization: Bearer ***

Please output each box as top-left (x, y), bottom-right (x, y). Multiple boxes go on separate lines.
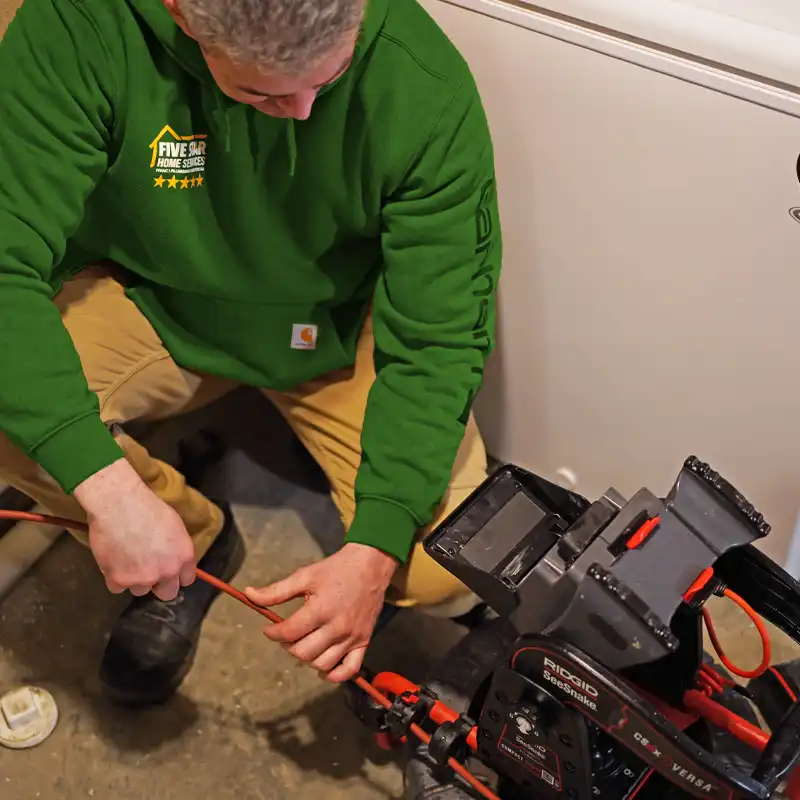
top-left (702, 663), bottom-right (733, 688)
top-left (769, 666), bottom-right (798, 703)
top-left (696, 678), bottom-right (714, 697)
top-left (702, 588), bottom-right (771, 680)
top-left (697, 665), bottom-right (725, 696)
top-left (0, 509), bottom-right (499, 800)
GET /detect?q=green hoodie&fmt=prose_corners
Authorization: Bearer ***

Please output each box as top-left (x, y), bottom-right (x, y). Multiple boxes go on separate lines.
top-left (0, 0), bottom-right (501, 562)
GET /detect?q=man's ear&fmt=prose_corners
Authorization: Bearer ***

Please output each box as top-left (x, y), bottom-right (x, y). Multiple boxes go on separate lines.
top-left (162, 0), bottom-right (197, 39)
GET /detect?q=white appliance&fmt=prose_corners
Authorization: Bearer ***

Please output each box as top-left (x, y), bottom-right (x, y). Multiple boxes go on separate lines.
top-left (420, 0), bottom-right (800, 566)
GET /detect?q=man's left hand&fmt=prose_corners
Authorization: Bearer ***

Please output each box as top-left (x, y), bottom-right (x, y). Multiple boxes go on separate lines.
top-left (244, 543), bottom-right (398, 683)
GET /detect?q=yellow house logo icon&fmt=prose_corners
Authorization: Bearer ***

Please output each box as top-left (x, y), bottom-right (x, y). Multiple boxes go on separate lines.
top-left (149, 125), bottom-right (208, 189)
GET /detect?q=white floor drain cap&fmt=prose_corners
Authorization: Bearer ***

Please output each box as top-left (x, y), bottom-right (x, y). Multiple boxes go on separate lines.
top-left (0, 686), bottom-right (59, 749)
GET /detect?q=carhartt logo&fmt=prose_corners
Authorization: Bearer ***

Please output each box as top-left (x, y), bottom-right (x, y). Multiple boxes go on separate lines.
top-left (149, 125), bottom-right (208, 190)
top-left (291, 324), bottom-right (318, 350)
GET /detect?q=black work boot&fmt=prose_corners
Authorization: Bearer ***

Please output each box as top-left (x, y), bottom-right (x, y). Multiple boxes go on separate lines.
top-left (99, 504), bottom-right (245, 708)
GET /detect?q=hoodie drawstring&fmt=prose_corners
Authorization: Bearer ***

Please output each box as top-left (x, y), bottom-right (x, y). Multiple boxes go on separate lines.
top-left (202, 89), bottom-right (232, 154)
top-left (202, 86), bottom-right (297, 175)
top-left (286, 120), bottom-right (297, 177)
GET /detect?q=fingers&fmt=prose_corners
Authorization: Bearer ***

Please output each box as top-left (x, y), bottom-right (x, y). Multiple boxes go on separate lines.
top-left (264, 604), bottom-right (318, 643)
top-left (283, 623), bottom-right (355, 675)
top-left (326, 647), bottom-right (367, 683)
top-left (286, 625), bottom-right (352, 673)
top-left (152, 576), bottom-right (181, 601)
top-left (105, 567), bottom-right (191, 599)
top-left (286, 626), bottom-right (334, 663)
top-left (105, 577), bottom-right (126, 595)
top-left (245, 569), bottom-right (309, 609)
top-left (179, 562), bottom-right (197, 587)
top-left (311, 642), bottom-right (350, 674)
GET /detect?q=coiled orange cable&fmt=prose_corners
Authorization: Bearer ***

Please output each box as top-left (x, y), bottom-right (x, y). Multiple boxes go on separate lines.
top-left (702, 588), bottom-right (772, 680)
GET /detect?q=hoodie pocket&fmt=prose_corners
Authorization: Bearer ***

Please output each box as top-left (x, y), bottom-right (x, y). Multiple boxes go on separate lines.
top-left (130, 284), bottom-right (355, 389)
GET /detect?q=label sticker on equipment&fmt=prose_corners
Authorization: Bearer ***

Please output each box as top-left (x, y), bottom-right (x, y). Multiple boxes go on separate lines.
top-left (498, 720), bottom-right (563, 791)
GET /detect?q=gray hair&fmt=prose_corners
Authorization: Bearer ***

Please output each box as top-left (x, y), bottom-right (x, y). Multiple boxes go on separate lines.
top-left (180, 0), bottom-right (364, 74)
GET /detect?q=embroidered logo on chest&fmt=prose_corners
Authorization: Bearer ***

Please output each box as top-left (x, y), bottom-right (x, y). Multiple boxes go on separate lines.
top-left (149, 125), bottom-right (208, 190)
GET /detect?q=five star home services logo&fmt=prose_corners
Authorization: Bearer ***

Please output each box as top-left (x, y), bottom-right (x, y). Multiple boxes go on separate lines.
top-left (149, 125), bottom-right (208, 190)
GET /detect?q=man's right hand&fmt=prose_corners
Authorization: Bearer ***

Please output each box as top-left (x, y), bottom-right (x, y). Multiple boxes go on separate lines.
top-left (74, 459), bottom-right (196, 601)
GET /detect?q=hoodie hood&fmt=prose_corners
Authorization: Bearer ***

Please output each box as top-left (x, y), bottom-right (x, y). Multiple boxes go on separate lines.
top-left (125, 0), bottom-right (390, 171)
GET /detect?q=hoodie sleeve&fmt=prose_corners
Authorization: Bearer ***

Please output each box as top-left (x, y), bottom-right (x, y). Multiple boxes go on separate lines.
top-left (0, 0), bottom-right (124, 492)
top-left (345, 80), bottom-right (501, 563)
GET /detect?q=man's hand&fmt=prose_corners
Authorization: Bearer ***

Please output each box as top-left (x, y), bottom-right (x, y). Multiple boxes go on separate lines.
top-left (74, 458), bottom-right (196, 601)
top-left (244, 543), bottom-right (398, 683)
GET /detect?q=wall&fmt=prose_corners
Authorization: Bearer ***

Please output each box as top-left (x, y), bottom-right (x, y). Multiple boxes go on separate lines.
top-left (421, 0), bottom-right (800, 566)
top-left (681, 0), bottom-right (800, 34)
top-left (525, 0), bottom-right (800, 88)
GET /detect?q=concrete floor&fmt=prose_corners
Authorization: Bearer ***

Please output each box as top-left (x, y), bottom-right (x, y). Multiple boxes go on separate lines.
top-left (1, 391), bottom-right (799, 799)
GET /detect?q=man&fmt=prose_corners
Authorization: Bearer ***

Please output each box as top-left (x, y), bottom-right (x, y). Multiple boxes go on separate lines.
top-left (0, 0), bottom-right (501, 706)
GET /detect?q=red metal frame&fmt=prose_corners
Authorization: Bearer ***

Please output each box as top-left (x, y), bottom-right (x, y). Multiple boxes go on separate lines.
top-left (371, 672), bottom-right (800, 799)
top-left (682, 691), bottom-right (800, 800)
top-left (682, 690), bottom-right (770, 752)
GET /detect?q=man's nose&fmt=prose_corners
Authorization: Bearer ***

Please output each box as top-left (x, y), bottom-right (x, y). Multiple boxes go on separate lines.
top-left (280, 90), bottom-right (317, 120)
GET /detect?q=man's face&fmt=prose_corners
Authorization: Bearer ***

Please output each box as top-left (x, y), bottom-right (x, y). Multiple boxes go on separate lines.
top-left (164, 0), bottom-right (358, 120)
top-left (202, 42), bottom-right (356, 120)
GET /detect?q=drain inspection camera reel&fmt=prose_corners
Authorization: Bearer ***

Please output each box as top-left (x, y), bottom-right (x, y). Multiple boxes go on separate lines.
top-left (350, 456), bottom-right (800, 800)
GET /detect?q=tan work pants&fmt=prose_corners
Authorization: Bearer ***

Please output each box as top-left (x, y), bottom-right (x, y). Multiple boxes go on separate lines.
top-left (0, 267), bottom-right (488, 613)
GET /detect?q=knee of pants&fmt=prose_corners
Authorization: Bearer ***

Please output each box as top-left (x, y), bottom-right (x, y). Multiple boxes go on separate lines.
top-left (384, 423), bottom-right (489, 608)
top-left (0, 430), bottom-right (34, 477)
top-left (0, 431), bottom-right (56, 497)
top-left (388, 476), bottom-right (490, 611)
top-left (388, 540), bottom-right (474, 609)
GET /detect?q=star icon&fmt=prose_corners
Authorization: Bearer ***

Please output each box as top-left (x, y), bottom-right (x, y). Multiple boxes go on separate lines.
top-left (190, 176), bottom-right (197, 188)
top-left (167, 176), bottom-right (179, 189)
top-left (154, 175), bottom-right (165, 188)
top-left (180, 177), bottom-right (190, 189)
top-left (196, 175), bottom-right (204, 187)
